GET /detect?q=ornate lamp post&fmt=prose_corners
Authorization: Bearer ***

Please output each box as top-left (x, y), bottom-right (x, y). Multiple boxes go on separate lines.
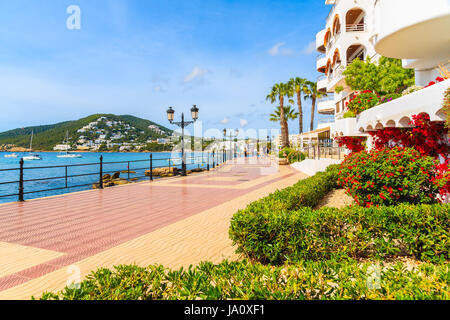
top-left (167, 105), bottom-right (199, 176)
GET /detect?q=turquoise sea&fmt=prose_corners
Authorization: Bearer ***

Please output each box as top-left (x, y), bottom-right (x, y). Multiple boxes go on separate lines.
top-left (0, 151), bottom-right (216, 204)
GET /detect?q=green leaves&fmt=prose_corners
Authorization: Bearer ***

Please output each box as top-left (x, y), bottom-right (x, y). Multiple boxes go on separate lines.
top-left (38, 260), bottom-right (450, 300)
top-left (230, 202), bottom-right (449, 265)
top-left (343, 57), bottom-right (415, 95)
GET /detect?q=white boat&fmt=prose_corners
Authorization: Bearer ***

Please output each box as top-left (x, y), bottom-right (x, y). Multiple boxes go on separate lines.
top-left (23, 130), bottom-right (42, 161)
top-left (4, 153), bottom-right (18, 158)
top-left (23, 154), bottom-right (42, 161)
top-left (56, 131), bottom-right (82, 158)
top-left (56, 153), bottom-right (82, 158)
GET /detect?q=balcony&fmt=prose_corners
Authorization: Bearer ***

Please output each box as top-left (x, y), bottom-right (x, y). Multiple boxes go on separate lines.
top-left (346, 23), bottom-right (366, 32)
top-left (315, 29), bottom-right (326, 53)
top-left (317, 95), bottom-right (335, 115)
top-left (316, 54), bottom-right (327, 72)
top-left (317, 118), bottom-right (335, 129)
top-left (327, 64), bottom-right (345, 91)
top-left (317, 75), bottom-right (328, 93)
top-left (373, 0), bottom-right (450, 59)
top-left (330, 117), bottom-right (361, 138)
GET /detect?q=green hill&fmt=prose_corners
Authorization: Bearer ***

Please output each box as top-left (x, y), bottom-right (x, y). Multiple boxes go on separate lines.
top-left (0, 114), bottom-right (173, 151)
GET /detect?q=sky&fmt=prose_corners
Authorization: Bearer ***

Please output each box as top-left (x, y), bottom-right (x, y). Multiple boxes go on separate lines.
top-left (0, 0), bottom-right (333, 138)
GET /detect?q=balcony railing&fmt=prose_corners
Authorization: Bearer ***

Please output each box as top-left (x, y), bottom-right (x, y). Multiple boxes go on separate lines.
top-left (346, 23), bottom-right (366, 32)
top-left (317, 74), bottom-right (327, 82)
top-left (318, 93), bottom-right (335, 102)
top-left (317, 53), bottom-right (326, 61)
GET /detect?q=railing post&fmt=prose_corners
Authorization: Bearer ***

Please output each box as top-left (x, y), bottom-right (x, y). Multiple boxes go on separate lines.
top-left (65, 166), bottom-right (68, 188)
top-left (150, 154), bottom-right (153, 181)
top-left (18, 158), bottom-right (24, 202)
top-left (212, 151), bottom-right (215, 169)
top-left (207, 152), bottom-right (210, 171)
top-left (99, 155), bottom-right (104, 189)
top-left (127, 161), bottom-right (130, 181)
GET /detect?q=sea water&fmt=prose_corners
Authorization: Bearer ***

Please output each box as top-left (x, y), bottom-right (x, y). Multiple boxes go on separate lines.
top-left (0, 151), bottom-right (214, 204)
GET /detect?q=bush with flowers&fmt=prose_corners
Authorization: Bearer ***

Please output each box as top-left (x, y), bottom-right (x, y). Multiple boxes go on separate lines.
top-left (346, 90), bottom-right (380, 115)
top-left (335, 136), bottom-right (366, 153)
top-left (337, 147), bottom-right (442, 207)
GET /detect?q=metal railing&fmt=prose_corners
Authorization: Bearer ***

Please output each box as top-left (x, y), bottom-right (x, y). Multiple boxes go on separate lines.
top-left (0, 151), bottom-right (239, 203)
top-left (346, 23), bottom-right (366, 32)
top-left (298, 146), bottom-right (346, 161)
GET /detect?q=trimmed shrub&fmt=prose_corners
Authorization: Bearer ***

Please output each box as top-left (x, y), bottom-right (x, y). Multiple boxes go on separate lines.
top-left (229, 204), bottom-right (449, 264)
top-left (338, 147), bottom-right (441, 207)
top-left (343, 111), bottom-right (356, 118)
top-left (235, 164), bottom-right (339, 214)
top-left (38, 260), bottom-right (450, 300)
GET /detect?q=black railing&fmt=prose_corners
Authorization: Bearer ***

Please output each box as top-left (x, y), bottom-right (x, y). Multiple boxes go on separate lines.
top-left (0, 151), bottom-right (239, 203)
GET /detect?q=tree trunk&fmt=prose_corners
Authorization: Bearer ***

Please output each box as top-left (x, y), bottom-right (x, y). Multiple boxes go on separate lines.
top-left (279, 95), bottom-right (289, 148)
top-left (310, 96), bottom-right (316, 132)
top-left (297, 90), bottom-right (303, 134)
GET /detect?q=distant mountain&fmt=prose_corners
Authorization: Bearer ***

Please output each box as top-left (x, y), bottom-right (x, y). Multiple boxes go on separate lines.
top-left (0, 114), bottom-right (173, 151)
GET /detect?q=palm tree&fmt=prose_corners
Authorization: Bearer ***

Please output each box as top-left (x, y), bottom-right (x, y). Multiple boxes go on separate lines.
top-left (304, 81), bottom-right (327, 131)
top-left (269, 105), bottom-right (299, 122)
top-left (266, 83), bottom-right (293, 148)
top-left (288, 77), bottom-right (308, 134)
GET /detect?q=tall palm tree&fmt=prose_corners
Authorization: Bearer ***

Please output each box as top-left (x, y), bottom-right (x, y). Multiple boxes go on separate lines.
top-left (266, 83), bottom-right (293, 148)
top-left (304, 81), bottom-right (327, 131)
top-left (289, 77), bottom-right (308, 134)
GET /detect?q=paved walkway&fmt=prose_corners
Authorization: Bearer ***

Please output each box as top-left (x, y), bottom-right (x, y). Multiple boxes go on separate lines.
top-left (0, 157), bottom-right (307, 299)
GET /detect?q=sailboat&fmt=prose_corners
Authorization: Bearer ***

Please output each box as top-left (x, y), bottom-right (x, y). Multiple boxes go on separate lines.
top-left (4, 153), bottom-right (18, 158)
top-left (23, 130), bottom-right (42, 161)
top-left (56, 131), bottom-right (82, 158)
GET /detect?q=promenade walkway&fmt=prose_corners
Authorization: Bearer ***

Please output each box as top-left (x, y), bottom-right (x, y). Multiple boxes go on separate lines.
top-left (0, 157), bottom-right (307, 299)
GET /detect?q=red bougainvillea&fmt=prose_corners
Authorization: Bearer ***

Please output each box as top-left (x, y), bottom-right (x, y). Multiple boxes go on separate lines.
top-left (369, 113), bottom-right (449, 159)
top-left (338, 147), bottom-right (441, 207)
top-left (425, 76), bottom-right (446, 88)
top-left (368, 113), bottom-right (450, 199)
top-left (335, 136), bottom-right (366, 153)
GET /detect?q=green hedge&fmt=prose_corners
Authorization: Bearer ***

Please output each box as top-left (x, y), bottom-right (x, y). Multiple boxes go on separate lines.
top-left (229, 204), bottom-right (450, 264)
top-left (38, 260), bottom-right (450, 300)
top-left (238, 164), bottom-right (339, 214)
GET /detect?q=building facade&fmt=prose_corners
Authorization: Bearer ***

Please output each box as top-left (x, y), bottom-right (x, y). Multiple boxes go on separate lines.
top-left (316, 0), bottom-right (449, 149)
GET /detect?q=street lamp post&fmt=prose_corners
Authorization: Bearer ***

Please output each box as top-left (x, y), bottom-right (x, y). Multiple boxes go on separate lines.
top-left (167, 105), bottom-right (199, 176)
top-left (223, 129), bottom-right (239, 161)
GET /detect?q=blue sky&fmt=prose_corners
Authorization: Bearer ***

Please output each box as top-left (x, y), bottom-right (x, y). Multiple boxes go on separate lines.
top-left (0, 0), bottom-right (332, 137)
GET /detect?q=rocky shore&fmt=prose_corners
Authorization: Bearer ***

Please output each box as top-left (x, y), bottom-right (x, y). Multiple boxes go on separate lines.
top-left (92, 166), bottom-right (208, 189)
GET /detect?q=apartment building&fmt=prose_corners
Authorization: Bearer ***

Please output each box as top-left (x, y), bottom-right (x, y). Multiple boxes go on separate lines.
top-left (315, 0), bottom-right (378, 142)
top-left (315, 0), bottom-right (449, 149)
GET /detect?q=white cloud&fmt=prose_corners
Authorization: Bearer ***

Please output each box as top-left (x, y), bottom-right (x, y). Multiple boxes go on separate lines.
top-left (184, 66), bottom-right (210, 83)
top-left (268, 42), bottom-right (294, 56)
top-left (240, 119), bottom-right (248, 127)
top-left (153, 85), bottom-right (165, 93)
top-left (220, 117), bottom-right (230, 124)
top-left (302, 41), bottom-right (316, 55)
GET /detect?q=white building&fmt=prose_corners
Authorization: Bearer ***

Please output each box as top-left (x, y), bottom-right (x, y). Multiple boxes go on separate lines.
top-left (315, 0), bottom-right (378, 141)
top-left (53, 144), bottom-right (71, 151)
top-left (316, 0), bottom-right (449, 147)
top-left (356, 0), bottom-right (449, 138)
